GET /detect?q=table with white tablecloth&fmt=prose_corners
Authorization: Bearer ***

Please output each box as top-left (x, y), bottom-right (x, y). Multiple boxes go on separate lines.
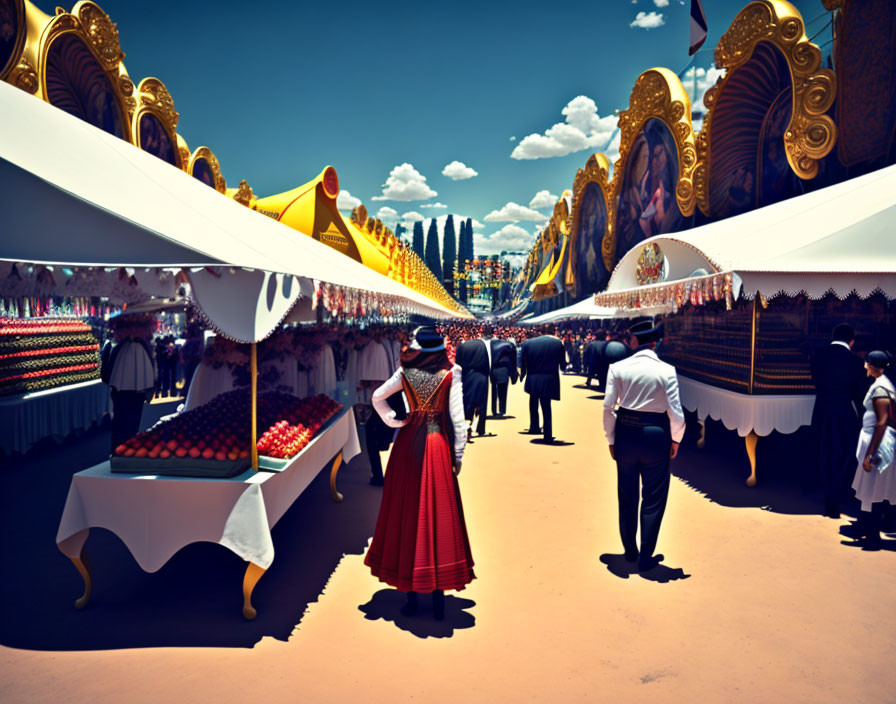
top-left (56, 407), bottom-right (360, 618)
top-left (0, 379), bottom-right (110, 455)
top-left (679, 375), bottom-right (815, 486)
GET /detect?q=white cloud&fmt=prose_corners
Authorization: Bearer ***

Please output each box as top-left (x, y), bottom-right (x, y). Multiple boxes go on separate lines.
top-left (336, 189), bottom-right (362, 211)
top-left (474, 224), bottom-right (537, 256)
top-left (529, 190), bottom-right (558, 209)
top-left (483, 202), bottom-right (550, 223)
top-left (421, 202), bottom-right (447, 209)
top-left (400, 211), bottom-right (426, 225)
top-left (511, 95), bottom-right (618, 160)
top-left (630, 11), bottom-right (665, 29)
top-left (510, 136), bottom-right (516, 142)
top-left (441, 161), bottom-right (478, 181)
top-left (374, 206), bottom-right (400, 228)
top-left (681, 63), bottom-right (726, 113)
top-left (654, 0), bottom-right (669, 6)
top-left (371, 163), bottom-right (438, 201)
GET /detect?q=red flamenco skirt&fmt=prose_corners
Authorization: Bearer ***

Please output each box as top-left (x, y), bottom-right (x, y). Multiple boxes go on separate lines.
top-left (364, 420), bottom-right (475, 593)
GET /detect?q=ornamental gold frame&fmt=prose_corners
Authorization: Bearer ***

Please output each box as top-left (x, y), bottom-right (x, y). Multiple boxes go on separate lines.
top-left (603, 67), bottom-right (698, 272)
top-left (188, 146), bottom-right (227, 194)
top-left (693, 0), bottom-right (837, 216)
top-left (566, 153), bottom-right (611, 298)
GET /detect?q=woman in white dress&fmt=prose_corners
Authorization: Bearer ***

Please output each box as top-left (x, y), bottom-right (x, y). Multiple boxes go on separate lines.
top-left (851, 350), bottom-right (896, 547)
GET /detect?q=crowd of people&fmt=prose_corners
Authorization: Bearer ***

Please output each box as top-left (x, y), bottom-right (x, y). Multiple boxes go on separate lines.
top-left (98, 311), bottom-right (896, 621)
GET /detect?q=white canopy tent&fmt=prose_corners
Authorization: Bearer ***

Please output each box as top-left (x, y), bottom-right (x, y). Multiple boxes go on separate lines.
top-left (596, 162), bottom-right (896, 310)
top-left (0, 80), bottom-right (467, 342)
top-left (520, 297), bottom-right (619, 325)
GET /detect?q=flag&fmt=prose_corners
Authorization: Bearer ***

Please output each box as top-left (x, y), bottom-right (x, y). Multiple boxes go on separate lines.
top-left (689, 0), bottom-right (707, 56)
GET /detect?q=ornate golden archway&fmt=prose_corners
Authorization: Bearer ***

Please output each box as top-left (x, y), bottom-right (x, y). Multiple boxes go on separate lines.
top-left (603, 67), bottom-right (697, 271)
top-left (567, 153), bottom-right (611, 298)
top-left (18, 1), bottom-right (135, 139)
top-left (132, 76), bottom-right (181, 167)
top-left (188, 146), bottom-right (227, 193)
top-left (693, 0), bottom-right (837, 216)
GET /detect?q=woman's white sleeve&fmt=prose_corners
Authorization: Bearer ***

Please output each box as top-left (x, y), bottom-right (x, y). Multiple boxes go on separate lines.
top-left (449, 364), bottom-right (467, 462)
top-left (371, 368), bottom-right (407, 428)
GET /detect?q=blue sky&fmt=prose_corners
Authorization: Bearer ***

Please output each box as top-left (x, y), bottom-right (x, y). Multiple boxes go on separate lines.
top-left (96, 0), bottom-right (832, 262)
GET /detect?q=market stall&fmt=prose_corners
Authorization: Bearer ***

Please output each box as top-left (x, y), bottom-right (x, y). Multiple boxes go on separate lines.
top-left (0, 78), bottom-right (463, 618)
top-left (57, 404), bottom-right (360, 619)
top-left (596, 163), bottom-right (896, 485)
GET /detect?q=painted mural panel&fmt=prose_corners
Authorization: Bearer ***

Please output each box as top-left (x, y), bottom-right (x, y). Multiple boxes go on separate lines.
top-left (573, 181), bottom-right (608, 297)
top-left (614, 117), bottom-right (684, 259)
top-left (139, 112), bottom-right (177, 166)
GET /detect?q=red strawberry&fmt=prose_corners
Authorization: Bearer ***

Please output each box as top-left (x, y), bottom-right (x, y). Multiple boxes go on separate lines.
top-left (189, 447), bottom-right (201, 458)
top-left (202, 447), bottom-right (214, 459)
top-left (175, 447), bottom-right (187, 458)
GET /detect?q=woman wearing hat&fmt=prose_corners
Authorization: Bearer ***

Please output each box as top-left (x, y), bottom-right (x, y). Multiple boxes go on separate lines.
top-left (850, 350), bottom-right (896, 546)
top-left (364, 325), bottom-right (474, 619)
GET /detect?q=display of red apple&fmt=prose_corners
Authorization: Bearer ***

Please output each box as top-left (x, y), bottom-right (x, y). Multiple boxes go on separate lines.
top-left (112, 388), bottom-right (342, 464)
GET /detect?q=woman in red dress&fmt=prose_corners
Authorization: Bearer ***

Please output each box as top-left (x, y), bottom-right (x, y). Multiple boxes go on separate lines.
top-left (364, 326), bottom-right (474, 619)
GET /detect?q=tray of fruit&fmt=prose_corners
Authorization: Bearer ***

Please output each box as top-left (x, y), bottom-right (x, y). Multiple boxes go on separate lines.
top-left (110, 388), bottom-right (343, 478)
top-left (256, 402), bottom-right (347, 472)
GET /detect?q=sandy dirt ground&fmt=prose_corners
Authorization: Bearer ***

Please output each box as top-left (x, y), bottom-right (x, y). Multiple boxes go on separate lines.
top-left (2, 376), bottom-right (895, 703)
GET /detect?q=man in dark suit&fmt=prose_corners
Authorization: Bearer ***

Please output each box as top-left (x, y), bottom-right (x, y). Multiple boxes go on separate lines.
top-left (520, 328), bottom-right (566, 443)
top-left (583, 332), bottom-right (609, 389)
top-left (457, 325), bottom-right (493, 438)
top-left (490, 336), bottom-right (518, 417)
top-left (598, 333), bottom-right (631, 389)
top-left (811, 323), bottom-right (867, 518)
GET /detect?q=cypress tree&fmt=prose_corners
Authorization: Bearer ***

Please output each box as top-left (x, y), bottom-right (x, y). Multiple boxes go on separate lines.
top-left (465, 217), bottom-right (475, 263)
top-left (457, 220), bottom-right (468, 303)
top-left (442, 214), bottom-right (457, 295)
top-left (412, 221), bottom-right (425, 260)
top-left (425, 218), bottom-right (441, 278)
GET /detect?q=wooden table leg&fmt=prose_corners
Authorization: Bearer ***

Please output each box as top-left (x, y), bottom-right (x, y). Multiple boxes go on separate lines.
top-left (329, 451), bottom-right (344, 503)
top-left (242, 562), bottom-right (266, 620)
top-left (696, 419), bottom-right (707, 449)
top-left (745, 431), bottom-right (759, 487)
top-left (68, 552), bottom-right (92, 610)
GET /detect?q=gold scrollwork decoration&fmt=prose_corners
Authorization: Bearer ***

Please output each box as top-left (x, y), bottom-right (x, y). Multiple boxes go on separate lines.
top-left (567, 153), bottom-right (610, 296)
top-left (76, 1), bottom-right (124, 71)
top-left (8, 56), bottom-right (38, 94)
top-left (232, 179), bottom-right (255, 207)
top-left (695, 0), bottom-right (836, 215)
top-left (602, 67), bottom-right (697, 272)
top-left (136, 77), bottom-right (179, 130)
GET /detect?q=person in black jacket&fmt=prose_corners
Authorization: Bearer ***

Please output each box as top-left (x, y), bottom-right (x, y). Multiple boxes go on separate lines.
top-left (490, 337), bottom-right (518, 417)
top-left (599, 333), bottom-right (631, 389)
top-left (584, 332), bottom-right (609, 388)
top-left (811, 323), bottom-right (868, 518)
top-left (457, 326), bottom-right (493, 438)
top-left (520, 330), bottom-right (566, 443)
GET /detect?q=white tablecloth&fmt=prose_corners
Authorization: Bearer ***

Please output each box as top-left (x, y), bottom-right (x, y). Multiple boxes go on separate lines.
top-left (183, 363), bottom-right (235, 411)
top-left (679, 376), bottom-right (815, 437)
top-left (56, 408), bottom-right (361, 571)
top-left (0, 379), bottom-right (110, 454)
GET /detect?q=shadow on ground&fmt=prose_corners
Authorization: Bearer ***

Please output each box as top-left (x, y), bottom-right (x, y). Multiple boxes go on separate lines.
top-left (599, 553), bottom-right (691, 583)
top-left (358, 589), bottom-right (475, 639)
top-left (671, 415), bottom-right (845, 516)
top-left (0, 401), bottom-right (382, 651)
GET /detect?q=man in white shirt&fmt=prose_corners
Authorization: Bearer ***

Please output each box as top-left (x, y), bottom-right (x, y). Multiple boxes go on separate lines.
top-left (603, 321), bottom-right (685, 571)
